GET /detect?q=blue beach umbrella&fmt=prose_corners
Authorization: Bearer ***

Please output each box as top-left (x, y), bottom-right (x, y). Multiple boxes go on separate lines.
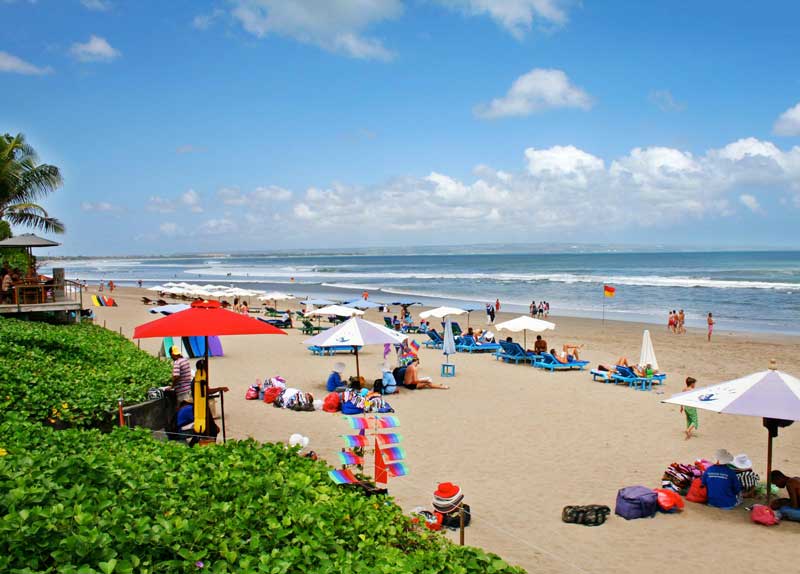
top-left (345, 299), bottom-right (383, 310)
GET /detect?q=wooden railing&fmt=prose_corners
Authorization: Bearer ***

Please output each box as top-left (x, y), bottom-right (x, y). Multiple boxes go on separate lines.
top-left (3, 279), bottom-right (83, 309)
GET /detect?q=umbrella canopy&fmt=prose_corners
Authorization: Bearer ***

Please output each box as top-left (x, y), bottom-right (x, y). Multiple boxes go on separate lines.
top-left (663, 369), bottom-right (800, 420)
top-left (134, 300), bottom-right (287, 338)
top-left (391, 299), bottom-right (421, 306)
top-left (304, 317), bottom-right (406, 378)
top-left (305, 305), bottom-right (364, 318)
top-left (419, 306), bottom-right (467, 319)
top-left (149, 304), bottom-right (190, 315)
top-left (258, 291), bottom-right (294, 302)
top-left (495, 315), bottom-right (555, 349)
top-left (639, 329), bottom-right (659, 370)
top-left (302, 298), bottom-right (336, 307)
top-left (442, 317), bottom-right (456, 361)
top-left (344, 298), bottom-right (383, 309)
top-left (663, 365), bottom-right (800, 501)
top-left (0, 233), bottom-right (60, 247)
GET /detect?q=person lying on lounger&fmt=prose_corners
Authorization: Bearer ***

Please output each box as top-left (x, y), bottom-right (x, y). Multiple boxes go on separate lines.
top-left (615, 357), bottom-right (658, 377)
top-left (551, 344), bottom-right (583, 362)
top-left (403, 357), bottom-right (449, 390)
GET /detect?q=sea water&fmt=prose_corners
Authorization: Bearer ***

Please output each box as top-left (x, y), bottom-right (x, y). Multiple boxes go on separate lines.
top-left (47, 250), bottom-right (800, 334)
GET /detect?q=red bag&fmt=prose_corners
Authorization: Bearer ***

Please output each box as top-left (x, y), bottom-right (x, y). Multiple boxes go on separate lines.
top-left (245, 387), bottom-right (259, 400)
top-left (685, 478), bottom-right (708, 504)
top-left (262, 387), bottom-right (282, 404)
top-left (322, 392), bottom-right (341, 413)
top-left (654, 488), bottom-right (685, 512)
top-left (751, 504), bottom-right (779, 526)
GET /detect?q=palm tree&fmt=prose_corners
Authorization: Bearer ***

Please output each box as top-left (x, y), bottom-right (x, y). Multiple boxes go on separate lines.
top-left (0, 133), bottom-right (64, 233)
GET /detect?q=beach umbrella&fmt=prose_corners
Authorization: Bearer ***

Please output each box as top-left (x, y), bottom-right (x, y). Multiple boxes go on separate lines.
top-left (134, 300), bottom-right (286, 442)
top-left (442, 317), bottom-right (456, 364)
top-left (302, 298), bottom-right (336, 307)
top-left (305, 304), bottom-right (364, 318)
top-left (638, 330), bottom-right (659, 370)
top-left (494, 315), bottom-right (556, 349)
top-left (419, 306), bottom-right (467, 319)
top-left (258, 291), bottom-right (294, 302)
top-left (303, 316), bottom-right (406, 378)
top-left (344, 298), bottom-right (383, 310)
top-left (662, 362), bottom-right (800, 501)
top-left (458, 303), bottom-right (485, 327)
top-left (149, 304), bottom-right (190, 315)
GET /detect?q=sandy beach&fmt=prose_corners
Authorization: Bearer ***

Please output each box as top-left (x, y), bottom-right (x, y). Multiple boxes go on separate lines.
top-left (93, 286), bottom-right (800, 574)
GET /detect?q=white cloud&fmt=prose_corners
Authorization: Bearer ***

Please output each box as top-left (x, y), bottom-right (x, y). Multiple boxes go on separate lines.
top-left (0, 51), bottom-right (52, 75)
top-left (437, 0), bottom-right (569, 39)
top-left (229, 0), bottom-right (401, 60)
top-left (525, 145), bottom-right (604, 184)
top-left (649, 89), bottom-right (685, 112)
top-left (217, 185), bottom-right (292, 207)
top-left (81, 201), bottom-right (121, 213)
top-left (202, 217), bottom-right (237, 235)
top-left (739, 194), bottom-right (762, 213)
top-left (159, 222), bottom-right (181, 236)
top-left (181, 189), bottom-right (203, 213)
top-left (147, 196), bottom-right (175, 213)
top-left (773, 102), bottom-right (800, 137)
top-left (81, 0), bottom-right (111, 11)
top-left (474, 68), bottom-right (592, 119)
top-left (70, 35), bottom-right (120, 63)
top-left (192, 9), bottom-right (224, 30)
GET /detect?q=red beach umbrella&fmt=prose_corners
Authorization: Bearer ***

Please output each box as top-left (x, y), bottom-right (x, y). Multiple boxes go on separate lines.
top-left (134, 300), bottom-right (286, 442)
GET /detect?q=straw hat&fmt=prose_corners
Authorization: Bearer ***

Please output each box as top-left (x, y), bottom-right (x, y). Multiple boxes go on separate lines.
top-left (433, 482), bottom-right (464, 514)
top-left (289, 433), bottom-right (309, 448)
top-left (731, 454), bottom-right (752, 470)
top-left (715, 448), bottom-right (734, 465)
top-left (169, 345), bottom-right (181, 356)
top-left (381, 362), bottom-right (392, 372)
top-left (333, 362), bottom-right (346, 373)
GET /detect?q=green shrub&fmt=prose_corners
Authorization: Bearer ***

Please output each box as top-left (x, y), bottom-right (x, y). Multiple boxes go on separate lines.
top-left (0, 318), bottom-right (171, 428)
top-left (0, 419), bottom-right (524, 574)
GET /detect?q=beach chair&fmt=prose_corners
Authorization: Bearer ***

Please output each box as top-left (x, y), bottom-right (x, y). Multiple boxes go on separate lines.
top-left (301, 319), bottom-right (324, 335)
top-left (495, 341), bottom-right (533, 364)
top-left (308, 345), bottom-right (360, 356)
top-left (423, 330), bottom-right (444, 349)
top-left (456, 335), bottom-right (502, 353)
top-left (141, 296), bottom-right (153, 305)
top-left (533, 353), bottom-right (589, 372)
top-left (590, 369), bottom-right (614, 383)
top-left (611, 366), bottom-right (665, 391)
top-left (156, 299), bottom-right (168, 306)
top-left (258, 316), bottom-right (292, 329)
top-left (443, 322), bottom-right (463, 337)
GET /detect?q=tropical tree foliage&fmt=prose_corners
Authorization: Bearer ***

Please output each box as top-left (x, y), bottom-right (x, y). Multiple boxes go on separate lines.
top-left (0, 133), bottom-right (64, 233)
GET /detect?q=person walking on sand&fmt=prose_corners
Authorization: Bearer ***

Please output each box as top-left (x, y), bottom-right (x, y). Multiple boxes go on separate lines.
top-left (529, 300), bottom-right (536, 317)
top-left (680, 377), bottom-right (699, 439)
top-left (495, 298), bottom-right (501, 313)
top-left (678, 309), bottom-right (686, 334)
top-left (486, 303), bottom-right (492, 325)
top-left (707, 312), bottom-right (715, 342)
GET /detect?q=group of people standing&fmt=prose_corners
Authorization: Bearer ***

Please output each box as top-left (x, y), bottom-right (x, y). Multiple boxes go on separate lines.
top-left (529, 300), bottom-right (549, 319)
top-left (668, 309), bottom-right (716, 341)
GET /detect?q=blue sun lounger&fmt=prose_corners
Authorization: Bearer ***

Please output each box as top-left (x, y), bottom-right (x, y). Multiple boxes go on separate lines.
top-left (611, 365), bottom-right (666, 391)
top-left (455, 335), bottom-right (502, 353)
top-left (534, 353), bottom-right (589, 371)
top-left (308, 345), bottom-right (361, 356)
top-left (423, 330), bottom-right (444, 349)
top-left (495, 341), bottom-right (538, 364)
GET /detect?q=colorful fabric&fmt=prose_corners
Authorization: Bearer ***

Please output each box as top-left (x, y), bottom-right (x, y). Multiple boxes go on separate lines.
top-left (345, 417), bottom-right (370, 430)
top-left (375, 433), bottom-right (402, 445)
top-left (338, 451), bottom-right (364, 465)
top-left (171, 357), bottom-right (193, 395)
top-left (409, 340), bottom-right (420, 354)
top-left (684, 406), bottom-right (699, 429)
top-left (342, 435), bottom-right (369, 447)
top-left (603, 285), bottom-right (616, 298)
top-left (386, 462), bottom-right (408, 477)
top-left (328, 469), bottom-right (358, 485)
top-left (381, 447), bottom-right (405, 461)
top-left (376, 416), bottom-right (400, 429)
top-left (384, 343), bottom-right (392, 359)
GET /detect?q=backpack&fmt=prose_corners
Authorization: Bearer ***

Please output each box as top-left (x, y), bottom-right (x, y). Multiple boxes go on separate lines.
top-left (322, 392), bottom-right (341, 413)
top-left (685, 478), bottom-right (708, 503)
top-left (615, 486), bottom-right (658, 520)
top-left (263, 387), bottom-right (282, 404)
top-left (341, 400), bottom-right (364, 415)
top-left (751, 504), bottom-right (779, 526)
top-left (245, 385), bottom-right (260, 400)
top-left (439, 504), bottom-right (471, 529)
top-left (654, 488), bottom-right (685, 512)
top-left (562, 505), bottom-right (611, 526)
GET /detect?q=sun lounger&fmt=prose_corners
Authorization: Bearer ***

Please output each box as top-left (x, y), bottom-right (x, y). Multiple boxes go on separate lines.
top-left (141, 296), bottom-right (153, 305)
top-left (456, 335), bottom-right (502, 353)
top-left (258, 316), bottom-right (292, 329)
top-left (384, 316), bottom-right (394, 328)
top-left (307, 345), bottom-right (361, 356)
top-left (611, 366), bottom-right (666, 391)
top-left (590, 369), bottom-right (614, 383)
top-left (423, 330), bottom-right (444, 349)
top-left (495, 340), bottom-right (538, 364)
top-left (534, 353), bottom-right (589, 371)
top-left (301, 319), bottom-right (324, 335)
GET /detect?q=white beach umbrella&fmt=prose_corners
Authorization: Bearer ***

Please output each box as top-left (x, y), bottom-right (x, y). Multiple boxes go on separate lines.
top-left (258, 291), bottom-right (294, 302)
top-left (639, 329), bottom-right (659, 370)
top-left (419, 306), bottom-right (467, 319)
top-left (148, 285), bottom-right (165, 291)
top-left (495, 315), bottom-right (556, 349)
top-left (305, 305), bottom-right (364, 318)
top-left (304, 316), bottom-right (406, 378)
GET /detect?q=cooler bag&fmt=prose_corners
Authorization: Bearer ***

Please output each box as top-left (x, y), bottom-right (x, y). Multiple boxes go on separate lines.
top-left (615, 486), bottom-right (658, 520)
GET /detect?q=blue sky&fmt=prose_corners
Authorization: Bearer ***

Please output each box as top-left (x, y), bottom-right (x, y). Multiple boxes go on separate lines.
top-left (2, 0), bottom-right (800, 255)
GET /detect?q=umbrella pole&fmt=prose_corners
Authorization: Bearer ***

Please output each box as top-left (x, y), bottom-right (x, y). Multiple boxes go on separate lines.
top-left (204, 335), bottom-right (214, 443)
top-left (766, 430), bottom-right (773, 504)
top-left (354, 347), bottom-right (361, 380)
top-left (523, 330), bottom-right (527, 350)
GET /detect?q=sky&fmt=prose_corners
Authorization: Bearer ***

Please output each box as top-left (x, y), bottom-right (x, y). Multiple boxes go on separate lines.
top-left (2, 0), bottom-right (800, 255)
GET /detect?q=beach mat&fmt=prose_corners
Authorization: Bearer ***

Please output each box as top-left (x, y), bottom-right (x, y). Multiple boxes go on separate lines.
top-left (208, 336), bottom-right (224, 357)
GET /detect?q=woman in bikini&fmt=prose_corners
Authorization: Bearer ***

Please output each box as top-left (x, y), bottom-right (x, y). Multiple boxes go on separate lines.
top-left (707, 312), bottom-right (714, 342)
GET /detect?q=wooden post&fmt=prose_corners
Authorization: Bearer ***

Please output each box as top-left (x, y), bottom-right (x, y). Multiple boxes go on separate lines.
top-left (459, 504), bottom-right (465, 546)
top-left (766, 431), bottom-right (773, 504)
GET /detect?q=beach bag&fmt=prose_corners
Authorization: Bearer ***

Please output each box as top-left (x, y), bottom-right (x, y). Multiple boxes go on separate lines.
top-left (439, 505), bottom-right (471, 529)
top-left (291, 392), bottom-right (315, 412)
top-left (562, 505), bottom-right (611, 526)
top-left (615, 486), bottom-right (658, 520)
top-left (654, 488), bottom-right (685, 512)
top-left (263, 387), bottom-right (282, 404)
top-left (245, 385), bottom-right (260, 400)
top-left (341, 400), bottom-right (364, 415)
top-left (685, 478), bottom-right (708, 503)
top-left (147, 387), bottom-right (165, 401)
top-left (322, 392), bottom-right (341, 413)
top-left (751, 505), bottom-right (779, 526)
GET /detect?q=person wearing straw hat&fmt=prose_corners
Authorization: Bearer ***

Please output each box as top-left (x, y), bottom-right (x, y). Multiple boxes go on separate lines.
top-left (169, 346), bottom-right (193, 406)
top-left (326, 362), bottom-right (347, 393)
top-left (731, 454), bottom-right (759, 498)
top-left (701, 449), bottom-right (742, 509)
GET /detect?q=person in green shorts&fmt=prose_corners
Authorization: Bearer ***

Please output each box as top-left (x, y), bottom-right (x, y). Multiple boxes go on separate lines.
top-left (680, 377), bottom-right (698, 440)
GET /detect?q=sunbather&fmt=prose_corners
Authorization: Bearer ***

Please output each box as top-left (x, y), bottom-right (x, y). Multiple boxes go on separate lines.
top-left (552, 344), bottom-right (583, 362)
top-left (403, 357), bottom-right (449, 390)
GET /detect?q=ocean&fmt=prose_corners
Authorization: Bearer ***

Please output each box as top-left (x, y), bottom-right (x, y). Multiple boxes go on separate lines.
top-left (45, 250), bottom-right (800, 334)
